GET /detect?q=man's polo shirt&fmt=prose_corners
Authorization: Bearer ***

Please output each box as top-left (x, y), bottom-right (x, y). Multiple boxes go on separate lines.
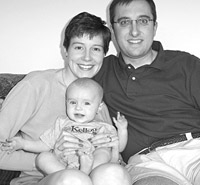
top-left (94, 41), bottom-right (200, 162)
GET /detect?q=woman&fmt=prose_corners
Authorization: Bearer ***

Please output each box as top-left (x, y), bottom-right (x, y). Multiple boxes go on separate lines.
top-left (0, 12), bottom-right (130, 185)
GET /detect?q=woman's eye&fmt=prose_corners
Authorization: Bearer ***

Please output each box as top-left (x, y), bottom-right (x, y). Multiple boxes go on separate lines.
top-left (74, 46), bottom-right (83, 50)
top-left (93, 47), bottom-right (102, 52)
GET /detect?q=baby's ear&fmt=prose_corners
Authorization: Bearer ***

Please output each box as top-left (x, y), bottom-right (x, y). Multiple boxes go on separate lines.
top-left (97, 102), bottom-right (104, 112)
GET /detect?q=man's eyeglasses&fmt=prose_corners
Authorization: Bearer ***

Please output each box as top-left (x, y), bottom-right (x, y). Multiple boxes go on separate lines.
top-left (113, 17), bottom-right (154, 27)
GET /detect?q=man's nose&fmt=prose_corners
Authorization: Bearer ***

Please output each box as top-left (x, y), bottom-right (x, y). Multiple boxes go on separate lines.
top-left (130, 21), bottom-right (140, 37)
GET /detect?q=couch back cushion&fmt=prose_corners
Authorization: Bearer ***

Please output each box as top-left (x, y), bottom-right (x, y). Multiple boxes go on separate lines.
top-left (0, 74), bottom-right (25, 99)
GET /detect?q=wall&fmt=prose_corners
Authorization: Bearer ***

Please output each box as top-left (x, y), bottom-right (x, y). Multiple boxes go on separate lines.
top-left (0, 0), bottom-right (200, 73)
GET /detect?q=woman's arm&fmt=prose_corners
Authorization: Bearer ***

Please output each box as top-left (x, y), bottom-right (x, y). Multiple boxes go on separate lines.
top-left (0, 79), bottom-right (37, 170)
top-left (0, 149), bottom-right (37, 171)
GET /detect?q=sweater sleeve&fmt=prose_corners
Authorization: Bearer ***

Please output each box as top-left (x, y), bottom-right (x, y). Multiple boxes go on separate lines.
top-left (0, 80), bottom-right (37, 170)
top-left (0, 149), bottom-right (37, 171)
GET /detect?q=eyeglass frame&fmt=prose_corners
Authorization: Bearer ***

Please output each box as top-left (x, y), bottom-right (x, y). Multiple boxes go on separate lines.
top-left (112, 16), bottom-right (154, 27)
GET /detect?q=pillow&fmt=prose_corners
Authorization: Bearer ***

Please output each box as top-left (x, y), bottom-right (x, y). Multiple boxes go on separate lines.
top-left (0, 74), bottom-right (25, 99)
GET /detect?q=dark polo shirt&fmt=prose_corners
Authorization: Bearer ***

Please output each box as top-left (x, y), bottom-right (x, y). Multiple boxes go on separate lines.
top-left (94, 41), bottom-right (200, 163)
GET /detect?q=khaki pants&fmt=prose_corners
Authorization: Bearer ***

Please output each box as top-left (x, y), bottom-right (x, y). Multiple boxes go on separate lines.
top-left (126, 138), bottom-right (200, 185)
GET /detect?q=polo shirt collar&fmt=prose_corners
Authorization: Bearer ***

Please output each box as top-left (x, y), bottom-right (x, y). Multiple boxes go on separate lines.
top-left (150, 41), bottom-right (165, 70)
top-left (118, 41), bottom-right (165, 70)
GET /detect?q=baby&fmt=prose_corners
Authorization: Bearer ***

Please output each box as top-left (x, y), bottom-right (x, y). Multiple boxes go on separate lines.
top-left (1, 78), bottom-right (128, 175)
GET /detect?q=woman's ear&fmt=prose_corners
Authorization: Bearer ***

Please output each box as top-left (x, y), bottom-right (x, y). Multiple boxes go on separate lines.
top-left (64, 47), bottom-right (68, 57)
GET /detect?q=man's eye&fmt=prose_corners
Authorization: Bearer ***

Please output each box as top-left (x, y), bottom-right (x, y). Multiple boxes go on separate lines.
top-left (85, 102), bottom-right (90, 105)
top-left (139, 18), bottom-right (148, 24)
top-left (120, 19), bottom-right (130, 26)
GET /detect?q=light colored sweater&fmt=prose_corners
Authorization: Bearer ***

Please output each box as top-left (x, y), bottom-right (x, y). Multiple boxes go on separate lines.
top-left (0, 68), bottom-right (111, 175)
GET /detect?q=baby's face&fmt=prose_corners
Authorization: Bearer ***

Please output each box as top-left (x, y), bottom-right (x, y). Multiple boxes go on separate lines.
top-left (66, 86), bottom-right (101, 123)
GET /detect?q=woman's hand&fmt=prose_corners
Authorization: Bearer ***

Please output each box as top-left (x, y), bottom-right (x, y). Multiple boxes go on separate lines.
top-left (90, 133), bottom-right (119, 163)
top-left (54, 130), bottom-right (84, 159)
top-left (90, 133), bottom-right (118, 147)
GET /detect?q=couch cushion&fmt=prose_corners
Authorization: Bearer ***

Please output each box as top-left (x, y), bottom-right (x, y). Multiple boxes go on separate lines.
top-left (0, 74), bottom-right (25, 99)
top-left (0, 170), bottom-right (20, 185)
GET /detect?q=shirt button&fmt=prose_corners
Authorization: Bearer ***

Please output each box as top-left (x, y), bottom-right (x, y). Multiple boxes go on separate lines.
top-left (128, 66), bottom-right (131, 69)
top-left (132, 77), bottom-right (136, 80)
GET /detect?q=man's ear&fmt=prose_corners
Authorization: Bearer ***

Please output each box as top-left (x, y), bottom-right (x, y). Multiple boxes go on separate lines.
top-left (153, 21), bottom-right (158, 37)
top-left (110, 26), bottom-right (120, 54)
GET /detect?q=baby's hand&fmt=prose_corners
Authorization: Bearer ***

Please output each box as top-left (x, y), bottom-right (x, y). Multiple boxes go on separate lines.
top-left (0, 137), bottom-right (24, 153)
top-left (112, 112), bottom-right (128, 130)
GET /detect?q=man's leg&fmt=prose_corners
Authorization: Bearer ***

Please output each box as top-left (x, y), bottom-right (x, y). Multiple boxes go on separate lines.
top-left (90, 163), bottom-right (131, 185)
top-left (133, 176), bottom-right (179, 185)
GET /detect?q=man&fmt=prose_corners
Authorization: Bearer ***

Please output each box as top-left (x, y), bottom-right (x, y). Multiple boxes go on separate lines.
top-left (94, 0), bottom-right (200, 184)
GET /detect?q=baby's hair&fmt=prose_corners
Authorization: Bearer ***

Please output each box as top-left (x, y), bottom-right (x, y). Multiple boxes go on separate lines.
top-left (66, 78), bottom-right (103, 102)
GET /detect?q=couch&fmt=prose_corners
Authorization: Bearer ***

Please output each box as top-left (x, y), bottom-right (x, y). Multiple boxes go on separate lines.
top-left (0, 73), bottom-right (25, 185)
